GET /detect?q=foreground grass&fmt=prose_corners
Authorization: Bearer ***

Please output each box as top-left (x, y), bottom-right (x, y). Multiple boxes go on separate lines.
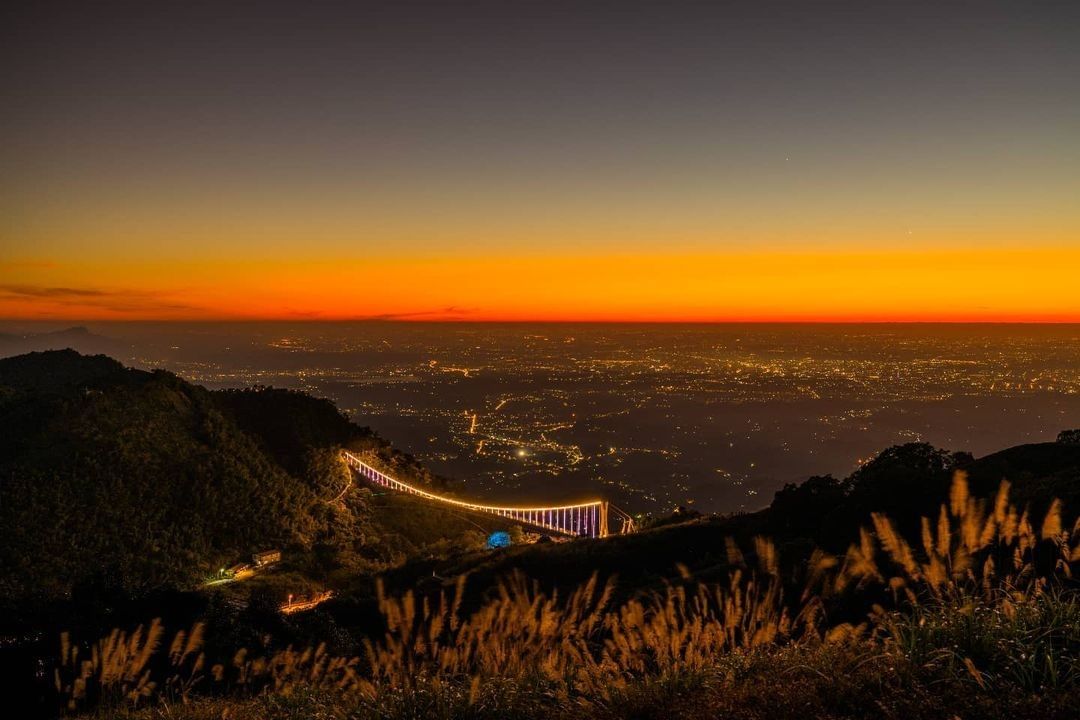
top-left (88, 636), bottom-right (1080, 720)
top-left (64, 473), bottom-right (1080, 719)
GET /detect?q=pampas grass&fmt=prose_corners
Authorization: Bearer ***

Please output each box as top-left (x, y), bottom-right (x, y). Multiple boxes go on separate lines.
top-left (57, 474), bottom-right (1080, 718)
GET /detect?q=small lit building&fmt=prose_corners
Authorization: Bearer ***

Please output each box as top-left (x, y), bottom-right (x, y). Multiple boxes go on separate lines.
top-left (252, 549), bottom-right (281, 567)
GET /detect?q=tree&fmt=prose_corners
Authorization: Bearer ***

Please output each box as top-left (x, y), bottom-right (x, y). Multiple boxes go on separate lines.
top-left (1058, 429), bottom-right (1080, 446)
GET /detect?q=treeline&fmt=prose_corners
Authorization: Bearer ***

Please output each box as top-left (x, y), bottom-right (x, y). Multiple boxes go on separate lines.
top-left (767, 433), bottom-right (1080, 554)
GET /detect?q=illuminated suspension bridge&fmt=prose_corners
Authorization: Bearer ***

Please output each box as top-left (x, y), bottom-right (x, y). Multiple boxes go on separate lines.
top-left (341, 450), bottom-right (635, 538)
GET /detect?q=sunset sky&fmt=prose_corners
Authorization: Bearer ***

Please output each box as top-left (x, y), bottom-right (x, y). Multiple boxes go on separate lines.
top-left (2, 1), bottom-right (1079, 321)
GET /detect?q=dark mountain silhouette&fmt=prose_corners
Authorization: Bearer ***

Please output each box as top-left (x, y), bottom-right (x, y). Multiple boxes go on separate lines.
top-left (0, 351), bottom-right (438, 611)
top-left (0, 326), bottom-right (125, 359)
top-left (765, 438), bottom-right (1080, 554)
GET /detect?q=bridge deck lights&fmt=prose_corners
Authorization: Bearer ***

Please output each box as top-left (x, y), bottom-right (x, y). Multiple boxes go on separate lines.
top-left (341, 450), bottom-right (634, 537)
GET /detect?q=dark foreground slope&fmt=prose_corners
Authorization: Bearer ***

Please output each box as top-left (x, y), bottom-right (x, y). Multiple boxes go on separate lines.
top-left (362, 435), bottom-right (1080, 612)
top-left (5, 351), bottom-right (1080, 718)
top-left (50, 433), bottom-right (1080, 720)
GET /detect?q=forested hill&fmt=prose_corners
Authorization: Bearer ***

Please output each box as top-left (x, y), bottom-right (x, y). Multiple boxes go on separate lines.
top-left (0, 350), bottom-right (433, 607)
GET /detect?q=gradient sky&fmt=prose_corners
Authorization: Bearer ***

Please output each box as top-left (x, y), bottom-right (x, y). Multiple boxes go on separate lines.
top-left (2, 1), bottom-right (1078, 321)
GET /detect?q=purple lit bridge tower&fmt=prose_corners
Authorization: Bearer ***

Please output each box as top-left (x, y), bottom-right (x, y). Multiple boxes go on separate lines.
top-left (341, 450), bottom-right (635, 538)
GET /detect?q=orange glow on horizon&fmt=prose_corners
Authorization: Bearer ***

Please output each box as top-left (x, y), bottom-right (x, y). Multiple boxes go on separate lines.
top-left (2, 245), bottom-right (1079, 323)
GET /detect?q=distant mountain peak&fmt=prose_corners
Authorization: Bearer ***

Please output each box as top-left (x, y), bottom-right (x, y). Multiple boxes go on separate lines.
top-left (48, 325), bottom-right (92, 336)
top-left (0, 325), bottom-right (121, 360)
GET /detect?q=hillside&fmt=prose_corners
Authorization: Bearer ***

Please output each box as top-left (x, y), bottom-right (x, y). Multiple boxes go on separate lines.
top-left (0, 350), bottom-right (460, 614)
top-left (5, 351), bottom-right (1080, 718)
top-left (0, 352), bottom-right (324, 606)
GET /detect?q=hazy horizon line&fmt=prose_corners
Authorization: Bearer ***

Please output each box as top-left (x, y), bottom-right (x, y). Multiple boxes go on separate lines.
top-left (5, 318), bottom-right (1080, 326)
